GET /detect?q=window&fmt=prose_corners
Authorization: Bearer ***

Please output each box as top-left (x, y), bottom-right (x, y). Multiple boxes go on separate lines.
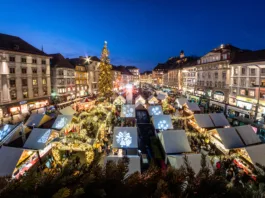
top-left (250, 68), bottom-right (256, 75)
top-left (32, 79), bottom-right (38, 85)
top-left (41, 60), bottom-right (46, 65)
top-left (68, 87), bottom-right (71, 92)
top-left (233, 78), bottom-right (237, 85)
top-left (208, 73), bottom-right (211, 79)
top-left (22, 79), bottom-right (27, 86)
top-left (10, 90), bottom-right (17, 100)
top-left (23, 89), bottom-right (28, 98)
top-left (67, 79), bottom-right (70, 84)
top-left (21, 57), bottom-right (26, 63)
top-left (215, 72), bottom-right (218, 78)
top-left (234, 68), bottom-right (238, 75)
top-left (9, 56), bottom-right (15, 62)
top-left (33, 88), bottom-right (38, 97)
top-left (240, 78), bottom-right (246, 86)
top-left (222, 81), bottom-right (225, 87)
top-left (249, 78), bottom-right (256, 86)
top-left (72, 79), bottom-right (75, 84)
top-left (22, 68), bottom-right (27, 74)
top-left (232, 89), bottom-right (237, 94)
top-left (32, 59), bottom-right (37, 64)
top-left (58, 79), bottom-right (65, 85)
top-left (261, 68), bottom-right (265, 74)
top-left (32, 68), bottom-right (37, 74)
top-left (58, 70), bottom-right (63, 75)
top-left (9, 68), bottom-right (15, 74)
top-left (42, 68), bottom-right (46, 74)
top-left (249, 90), bottom-right (255, 97)
top-left (241, 68), bottom-right (246, 75)
top-left (76, 80), bottom-right (79, 85)
top-left (240, 89), bottom-right (246, 95)
top-left (10, 79), bottom-right (16, 87)
top-left (222, 72), bottom-right (226, 79)
top-left (222, 54), bottom-right (227, 60)
top-left (42, 78), bottom-right (46, 85)
top-left (43, 87), bottom-right (47, 95)
top-left (72, 87), bottom-right (75, 91)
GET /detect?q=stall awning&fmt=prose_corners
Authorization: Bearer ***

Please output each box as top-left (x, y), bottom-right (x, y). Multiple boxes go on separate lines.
top-left (216, 128), bottom-right (245, 149)
top-left (167, 154), bottom-right (212, 174)
top-left (0, 146), bottom-right (24, 177)
top-left (158, 130), bottom-right (191, 154)
top-left (112, 127), bottom-right (138, 149)
top-left (236, 125), bottom-right (261, 145)
top-left (152, 115), bottom-right (173, 130)
top-left (209, 113), bottom-right (230, 127)
top-left (194, 114), bottom-right (215, 128)
top-left (245, 144), bottom-right (265, 166)
top-left (121, 105), bottom-right (136, 118)
top-left (148, 105), bottom-right (163, 116)
top-left (51, 115), bottom-right (73, 130)
top-left (25, 114), bottom-right (52, 127)
top-left (59, 106), bottom-right (77, 116)
top-left (23, 128), bottom-right (52, 150)
top-left (113, 95), bottom-right (126, 105)
top-left (105, 155), bottom-right (141, 176)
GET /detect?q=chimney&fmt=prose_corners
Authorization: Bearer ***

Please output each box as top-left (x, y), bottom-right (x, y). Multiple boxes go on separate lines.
top-left (180, 50), bottom-right (185, 58)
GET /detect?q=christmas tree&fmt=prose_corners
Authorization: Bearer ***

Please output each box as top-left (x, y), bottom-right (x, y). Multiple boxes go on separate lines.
top-left (98, 41), bottom-right (113, 99)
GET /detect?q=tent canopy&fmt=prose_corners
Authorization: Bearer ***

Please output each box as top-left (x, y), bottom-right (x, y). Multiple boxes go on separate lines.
top-left (152, 115), bottom-right (173, 130)
top-left (0, 124), bottom-right (16, 142)
top-left (113, 95), bottom-right (126, 105)
top-left (59, 106), bottom-right (77, 116)
top-left (168, 154), bottom-right (212, 174)
top-left (209, 113), bottom-right (230, 127)
top-left (194, 114), bottom-right (215, 128)
top-left (236, 125), bottom-right (261, 146)
top-left (51, 115), bottom-right (73, 130)
top-left (25, 114), bottom-right (52, 127)
top-left (158, 130), bottom-right (191, 154)
top-left (0, 146), bottom-right (24, 177)
top-left (105, 155), bottom-right (141, 175)
top-left (121, 105), bottom-right (136, 118)
top-left (245, 144), bottom-right (265, 166)
top-left (148, 105), bottom-right (163, 116)
top-left (216, 128), bottom-right (245, 149)
top-left (112, 127), bottom-right (138, 149)
top-left (23, 128), bottom-right (52, 150)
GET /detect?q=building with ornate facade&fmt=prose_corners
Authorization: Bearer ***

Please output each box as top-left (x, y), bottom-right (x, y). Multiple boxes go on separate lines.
top-left (140, 71), bottom-right (152, 84)
top-left (126, 66), bottom-right (140, 85)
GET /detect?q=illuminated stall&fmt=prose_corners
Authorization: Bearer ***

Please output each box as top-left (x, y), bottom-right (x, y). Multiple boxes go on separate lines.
top-left (135, 95), bottom-right (146, 107)
top-left (121, 105), bottom-right (136, 118)
top-left (176, 98), bottom-right (201, 114)
top-left (148, 95), bottom-right (159, 105)
top-left (148, 105), bottom-right (163, 116)
top-left (25, 114), bottom-right (52, 128)
top-left (113, 95), bottom-right (126, 106)
top-left (0, 123), bottom-right (28, 146)
top-left (51, 115), bottom-right (73, 131)
top-left (152, 115), bottom-right (173, 131)
top-left (59, 106), bottom-right (77, 116)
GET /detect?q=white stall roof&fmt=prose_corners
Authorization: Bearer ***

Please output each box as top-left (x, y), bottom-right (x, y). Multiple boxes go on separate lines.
top-left (113, 127), bottom-right (138, 149)
top-left (25, 114), bottom-right (52, 127)
top-left (245, 144), bottom-right (265, 166)
top-left (105, 155), bottom-right (141, 176)
top-left (148, 105), bottom-right (163, 116)
top-left (113, 95), bottom-right (126, 105)
top-left (209, 113), bottom-right (230, 127)
top-left (0, 146), bottom-right (24, 177)
top-left (121, 105), bottom-right (136, 118)
top-left (24, 128), bottom-right (52, 150)
top-left (236, 125), bottom-right (261, 146)
top-left (0, 124), bottom-right (16, 142)
top-left (158, 130), bottom-right (191, 154)
top-left (216, 128), bottom-right (245, 149)
top-left (194, 114), bottom-right (214, 128)
top-left (168, 154), bottom-right (212, 174)
top-left (52, 115), bottom-right (73, 130)
top-left (59, 106), bottom-right (77, 116)
top-left (152, 115), bottom-right (173, 130)
top-left (187, 102), bottom-right (201, 112)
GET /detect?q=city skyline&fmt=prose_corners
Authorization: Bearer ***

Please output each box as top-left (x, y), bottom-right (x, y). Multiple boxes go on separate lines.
top-left (0, 0), bottom-right (265, 72)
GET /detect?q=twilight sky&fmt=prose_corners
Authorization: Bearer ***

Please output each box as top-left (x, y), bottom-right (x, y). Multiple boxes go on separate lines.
top-left (0, 0), bottom-right (265, 72)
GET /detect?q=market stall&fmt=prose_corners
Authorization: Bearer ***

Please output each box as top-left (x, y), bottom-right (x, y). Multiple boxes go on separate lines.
top-left (135, 95), bottom-right (146, 106)
top-left (25, 114), bottom-right (52, 128)
top-left (157, 93), bottom-right (167, 101)
top-left (148, 95), bottom-right (159, 105)
top-left (59, 106), bottom-right (77, 116)
top-left (113, 95), bottom-right (126, 105)
top-left (152, 115), bottom-right (173, 131)
top-left (209, 113), bottom-right (230, 127)
top-left (148, 105), bottom-right (163, 116)
top-left (245, 144), bottom-right (265, 167)
top-left (121, 105), bottom-right (136, 118)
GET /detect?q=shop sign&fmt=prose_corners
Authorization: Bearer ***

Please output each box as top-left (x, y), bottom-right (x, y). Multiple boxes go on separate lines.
top-left (236, 96), bottom-right (257, 103)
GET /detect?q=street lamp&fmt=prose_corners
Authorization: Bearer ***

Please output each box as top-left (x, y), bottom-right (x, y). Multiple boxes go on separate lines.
top-left (253, 64), bottom-right (262, 121)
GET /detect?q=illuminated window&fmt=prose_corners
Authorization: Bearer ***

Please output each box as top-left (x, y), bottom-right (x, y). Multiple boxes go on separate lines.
top-left (42, 78), bottom-right (46, 85)
top-left (249, 90), bottom-right (255, 97)
top-left (23, 89), bottom-right (28, 98)
top-left (240, 89), bottom-right (246, 95)
top-left (33, 79), bottom-right (38, 85)
top-left (9, 68), bottom-right (15, 74)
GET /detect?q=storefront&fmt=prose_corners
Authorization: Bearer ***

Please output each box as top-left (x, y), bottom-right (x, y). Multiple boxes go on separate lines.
top-left (9, 106), bottom-right (21, 115)
top-left (200, 97), bottom-right (209, 109)
top-left (28, 100), bottom-right (49, 111)
top-left (20, 101), bottom-right (28, 114)
top-left (195, 88), bottom-right (205, 96)
top-left (188, 95), bottom-right (200, 104)
top-left (229, 96), bottom-right (237, 106)
top-left (226, 105), bottom-right (250, 119)
top-left (209, 100), bottom-right (226, 112)
top-left (213, 91), bottom-right (225, 102)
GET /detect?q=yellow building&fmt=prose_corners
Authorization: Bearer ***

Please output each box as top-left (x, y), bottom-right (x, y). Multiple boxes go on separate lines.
top-left (75, 65), bottom-right (88, 97)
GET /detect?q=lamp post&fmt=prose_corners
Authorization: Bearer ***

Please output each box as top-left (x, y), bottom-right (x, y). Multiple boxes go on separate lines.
top-left (253, 64), bottom-right (261, 121)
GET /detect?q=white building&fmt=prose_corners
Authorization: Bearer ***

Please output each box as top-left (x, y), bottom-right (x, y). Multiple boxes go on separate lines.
top-left (0, 33), bottom-right (51, 117)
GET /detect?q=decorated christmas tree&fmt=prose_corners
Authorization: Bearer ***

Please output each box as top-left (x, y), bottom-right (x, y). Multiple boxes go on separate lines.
top-left (98, 41), bottom-right (113, 99)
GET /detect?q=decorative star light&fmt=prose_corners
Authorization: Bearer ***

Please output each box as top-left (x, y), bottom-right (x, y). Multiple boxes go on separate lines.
top-left (37, 130), bottom-right (50, 144)
top-left (55, 117), bottom-right (67, 129)
top-left (116, 131), bottom-right (132, 147)
top-left (158, 120), bottom-right (169, 131)
top-left (122, 106), bottom-right (134, 117)
top-left (152, 106), bottom-right (162, 115)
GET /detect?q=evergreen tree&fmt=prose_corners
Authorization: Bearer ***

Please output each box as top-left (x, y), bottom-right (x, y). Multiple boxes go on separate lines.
top-left (98, 41), bottom-right (113, 100)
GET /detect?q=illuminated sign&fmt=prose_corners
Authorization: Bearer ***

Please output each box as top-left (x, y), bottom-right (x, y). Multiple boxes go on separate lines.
top-left (116, 131), bottom-right (132, 147)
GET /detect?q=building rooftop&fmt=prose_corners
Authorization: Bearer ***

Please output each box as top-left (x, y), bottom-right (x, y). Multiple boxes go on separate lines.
top-left (141, 71), bottom-right (152, 75)
top-left (126, 66), bottom-right (138, 70)
top-left (0, 33), bottom-right (48, 56)
top-left (230, 49), bottom-right (265, 64)
top-left (210, 44), bottom-right (241, 53)
top-left (49, 53), bottom-right (75, 69)
top-left (68, 56), bottom-right (100, 66)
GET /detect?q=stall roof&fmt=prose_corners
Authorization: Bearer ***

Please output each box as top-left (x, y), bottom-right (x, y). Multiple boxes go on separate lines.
top-left (209, 113), bottom-right (230, 127)
top-left (194, 114), bottom-right (214, 128)
top-left (216, 128), bottom-right (245, 149)
top-left (23, 128), bottom-right (52, 150)
top-left (112, 127), bottom-right (138, 149)
top-left (147, 95), bottom-right (158, 104)
top-left (187, 102), bottom-right (201, 112)
top-left (176, 98), bottom-right (188, 106)
top-left (245, 144), bottom-right (265, 166)
top-left (113, 95), bottom-right (126, 105)
top-left (168, 153), bottom-right (212, 174)
top-left (135, 95), bottom-right (145, 104)
top-left (105, 155), bottom-right (141, 176)
top-left (0, 124), bottom-right (16, 142)
top-left (0, 146), bottom-right (24, 177)
top-left (148, 105), bottom-right (163, 116)
top-left (236, 125), bottom-right (261, 145)
top-left (59, 106), bottom-right (77, 116)
top-left (51, 115), bottom-right (73, 130)
top-left (158, 130), bottom-right (191, 154)
top-left (25, 114), bottom-right (52, 127)
top-left (152, 115), bottom-right (173, 130)
top-left (157, 93), bottom-right (167, 100)
top-left (121, 104), bottom-right (136, 118)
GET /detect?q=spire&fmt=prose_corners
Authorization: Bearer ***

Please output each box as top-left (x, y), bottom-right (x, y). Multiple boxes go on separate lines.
top-left (41, 45), bottom-right (44, 52)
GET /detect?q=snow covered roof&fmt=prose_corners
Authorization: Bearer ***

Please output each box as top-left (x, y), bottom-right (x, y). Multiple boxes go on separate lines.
top-left (209, 113), bottom-right (230, 127)
top-left (112, 127), bottom-right (138, 149)
top-left (25, 114), bottom-right (52, 127)
top-left (168, 154), bottom-right (212, 174)
top-left (105, 155), bottom-right (141, 176)
top-left (158, 130), bottom-right (191, 154)
top-left (59, 106), bottom-right (77, 115)
top-left (152, 115), bottom-right (173, 130)
top-left (0, 146), bottom-right (24, 177)
top-left (245, 144), bottom-right (265, 166)
top-left (148, 105), bottom-right (163, 116)
top-left (23, 128), bottom-right (52, 150)
top-left (121, 104), bottom-right (136, 118)
top-left (194, 114), bottom-right (215, 128)
top-left (113, 95), bottom-right (126, 105)
top-left (51, 115), bottom-right (73, 130)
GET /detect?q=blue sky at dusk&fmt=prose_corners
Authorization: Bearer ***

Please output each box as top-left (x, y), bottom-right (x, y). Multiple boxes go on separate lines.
top-left (0, 0), bottom-right (265, 72)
